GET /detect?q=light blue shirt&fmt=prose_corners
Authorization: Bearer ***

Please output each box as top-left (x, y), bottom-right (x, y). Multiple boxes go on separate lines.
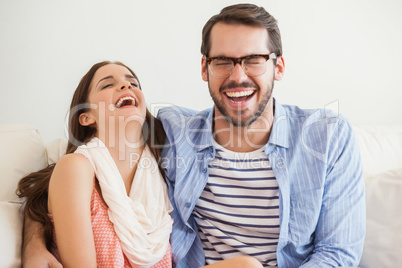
top-left (158, 100), bottom-right (365, 268)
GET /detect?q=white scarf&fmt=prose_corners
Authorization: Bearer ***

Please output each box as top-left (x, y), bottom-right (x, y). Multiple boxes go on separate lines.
top-left (74, 137), bottom-right (173, 267)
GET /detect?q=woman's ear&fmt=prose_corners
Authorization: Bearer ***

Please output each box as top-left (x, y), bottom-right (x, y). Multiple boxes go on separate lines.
top-left (79, 113), bottom-right (96, 127)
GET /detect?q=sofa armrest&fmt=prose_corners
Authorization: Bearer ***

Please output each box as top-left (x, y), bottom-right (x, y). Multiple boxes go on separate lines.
top-left (0, 201), bottom-right (23, 268)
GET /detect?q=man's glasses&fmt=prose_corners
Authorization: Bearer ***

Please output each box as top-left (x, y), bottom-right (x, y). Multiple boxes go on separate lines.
top-left (205, 53), bottom-right (277, 78)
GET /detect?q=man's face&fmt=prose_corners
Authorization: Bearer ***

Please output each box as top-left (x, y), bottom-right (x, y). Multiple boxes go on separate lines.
top-left (201, 22), bottom-right (284, 127)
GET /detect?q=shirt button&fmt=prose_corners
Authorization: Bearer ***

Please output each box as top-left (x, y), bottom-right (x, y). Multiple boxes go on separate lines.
top-left (202, 168), bottom-right (207, 173)
top-left (185, 202), bottom-right (191, 208)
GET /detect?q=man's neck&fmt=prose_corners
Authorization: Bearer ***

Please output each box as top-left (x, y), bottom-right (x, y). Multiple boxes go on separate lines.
top-left (213, 108), bottom-right (274, 153)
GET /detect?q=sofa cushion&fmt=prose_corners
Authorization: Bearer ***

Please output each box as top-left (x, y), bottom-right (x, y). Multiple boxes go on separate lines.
top-left (354, 125), bottom-right (402, 175)
top-left (0, 201), bottom-right (23, 268)
top-left (359, 168), bottom-right (402, 267)
top-left (0, 124), bottom-right (47, 201)
top-left (46, 138), bottom-right (67, 165)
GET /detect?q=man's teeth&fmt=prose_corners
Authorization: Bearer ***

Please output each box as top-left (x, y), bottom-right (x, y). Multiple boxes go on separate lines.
top-left (225, 90), bottom-right (254, 98)
top-left (115, 96), bottom-right (136, 108)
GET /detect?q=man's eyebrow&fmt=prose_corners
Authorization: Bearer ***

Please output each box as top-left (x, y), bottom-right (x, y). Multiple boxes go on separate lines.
top-left (96, 75), bottom-right (113, 87)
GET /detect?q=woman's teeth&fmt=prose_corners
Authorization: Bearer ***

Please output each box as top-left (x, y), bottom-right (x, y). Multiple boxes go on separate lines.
top-left (115, 96), bottom-right (136, 108)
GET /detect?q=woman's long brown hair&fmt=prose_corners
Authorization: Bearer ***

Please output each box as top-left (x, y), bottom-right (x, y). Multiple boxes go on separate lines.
top-left (17, 61), bottom-right (166, 249)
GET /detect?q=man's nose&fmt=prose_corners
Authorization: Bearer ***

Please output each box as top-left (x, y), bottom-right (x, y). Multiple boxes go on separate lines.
top-left (229, 62), bottom-right (248, 81)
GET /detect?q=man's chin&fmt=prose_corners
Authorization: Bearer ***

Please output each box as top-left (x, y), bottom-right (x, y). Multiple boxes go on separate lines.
top-left (225, 113), bottom-right (258, 127)
top-left (231, 118), bottom-right (257, 127)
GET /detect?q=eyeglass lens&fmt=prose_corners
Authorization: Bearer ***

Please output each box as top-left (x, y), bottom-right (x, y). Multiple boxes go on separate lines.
top-left (210, 56), bottom-right (267, 78)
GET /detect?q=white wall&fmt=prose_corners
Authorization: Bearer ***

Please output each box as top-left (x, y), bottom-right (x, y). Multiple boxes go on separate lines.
top-left (1, 0), bottom-right (401, 143)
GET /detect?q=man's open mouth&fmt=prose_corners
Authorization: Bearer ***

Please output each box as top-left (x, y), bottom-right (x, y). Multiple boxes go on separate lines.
top-left (224, 90), bottom-right (255, 103)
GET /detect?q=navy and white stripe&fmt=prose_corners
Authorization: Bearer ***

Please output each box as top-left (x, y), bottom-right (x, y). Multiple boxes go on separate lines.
top-left (193, 141), bottom-right (279, 267)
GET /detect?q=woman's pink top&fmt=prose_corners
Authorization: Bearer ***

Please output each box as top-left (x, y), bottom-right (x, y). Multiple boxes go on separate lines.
top-left (49, 185), bottom-right (172, 267)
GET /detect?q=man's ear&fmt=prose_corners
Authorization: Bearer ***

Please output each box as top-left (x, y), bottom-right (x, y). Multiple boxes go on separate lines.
top-left (274, 56), bottom-right (285, 81)
top-left (201, 56), bottom-right (208, 82)
top-left (79, 113), bottom-right (96, 127)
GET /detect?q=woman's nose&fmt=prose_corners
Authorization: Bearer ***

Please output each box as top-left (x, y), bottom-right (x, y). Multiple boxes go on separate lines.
top-left (119, 81), bottom-right (132, 90)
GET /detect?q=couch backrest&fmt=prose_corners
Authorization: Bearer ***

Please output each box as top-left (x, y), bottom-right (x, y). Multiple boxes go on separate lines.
top-left (0, 124), bottom-right (47, 201)
top-left (354, 125), bottom-right (402, 175)
top-left (354, 125), bottom-right (402, 267)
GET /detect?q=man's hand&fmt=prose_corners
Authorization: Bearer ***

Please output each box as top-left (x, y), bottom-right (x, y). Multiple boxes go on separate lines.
top-left (22, 216), bottom-right (62, 268)
top-left (203, 256), bottom-right (263, 268)
top-left (22, 249), bottom-right (62, 268)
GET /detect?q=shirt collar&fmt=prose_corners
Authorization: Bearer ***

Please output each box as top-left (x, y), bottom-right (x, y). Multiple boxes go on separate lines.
top-left (268, 99), bottom-right (289, 148)
top-left (192, 98), bottom-right (290, 153)
top-left (187, 107), bottom-right (215, 153)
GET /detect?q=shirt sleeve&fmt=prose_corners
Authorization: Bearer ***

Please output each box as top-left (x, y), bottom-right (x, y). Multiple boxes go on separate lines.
top-left (300, 116), bottom-right (366, 267)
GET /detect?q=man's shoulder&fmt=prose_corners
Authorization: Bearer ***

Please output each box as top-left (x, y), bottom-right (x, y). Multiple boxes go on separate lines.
top-left (282, 103), bottom-right (335, 119)
top-left (279, 103), bottom-right (356, 170)
top-left (278, 103), bottom-right (353, 147)
top-left (157, 105), bottom-right (212, 129)
top-left (157, 105), bottom-right (213, 145)
top-left (158, 105), bottom-right (199, 118)
top-left (281, 103), bottom-right (349, 128)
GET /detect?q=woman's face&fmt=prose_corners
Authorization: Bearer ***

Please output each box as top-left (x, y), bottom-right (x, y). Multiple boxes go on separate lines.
top-left (80, 64), bottom-right (147, 137)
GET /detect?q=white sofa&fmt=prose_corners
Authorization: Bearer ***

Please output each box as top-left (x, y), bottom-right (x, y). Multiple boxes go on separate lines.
top-left (1, 123), bottom-right (401, 268)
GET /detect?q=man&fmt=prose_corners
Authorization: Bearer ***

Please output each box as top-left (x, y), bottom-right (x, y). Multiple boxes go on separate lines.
top-left (157, 3), bottom-right (365, 268)
top-left (23, 3), bottom-right (365, 268)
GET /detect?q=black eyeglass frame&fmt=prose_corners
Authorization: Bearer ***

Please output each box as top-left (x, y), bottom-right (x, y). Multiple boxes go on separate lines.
top-left (205, 53), bottom-right (277, 77)
top-left (205, 53), bottom-right (276, 65)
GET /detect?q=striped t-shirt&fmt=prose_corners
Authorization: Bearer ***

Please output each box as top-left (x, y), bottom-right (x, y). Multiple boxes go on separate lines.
top-left (193, 141), bottom-right (280, 267)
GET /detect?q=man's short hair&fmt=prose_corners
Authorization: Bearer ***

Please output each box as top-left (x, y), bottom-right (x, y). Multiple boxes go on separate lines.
top-left (201, 3), bottom-right (283, 57)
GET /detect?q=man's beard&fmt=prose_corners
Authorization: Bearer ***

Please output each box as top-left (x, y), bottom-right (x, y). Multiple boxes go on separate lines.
top-left (209, 80), bottom-right (274, 127)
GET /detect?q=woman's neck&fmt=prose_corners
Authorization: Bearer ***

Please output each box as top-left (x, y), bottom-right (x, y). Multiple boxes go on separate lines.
top-left (97, 122), bottom-right (145, 194)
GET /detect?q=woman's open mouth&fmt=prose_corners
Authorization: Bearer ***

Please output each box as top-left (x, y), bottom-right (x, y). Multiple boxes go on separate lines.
top-left (115, 96), bottom-right (137, 108)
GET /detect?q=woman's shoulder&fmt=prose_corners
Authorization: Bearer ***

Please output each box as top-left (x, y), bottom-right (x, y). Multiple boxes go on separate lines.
top-left (56, 153), bottom-right (93, 171)
top-left (51, 153), bottom-right (94, 186)
top-left (48, 154), bottom-right (95, 213)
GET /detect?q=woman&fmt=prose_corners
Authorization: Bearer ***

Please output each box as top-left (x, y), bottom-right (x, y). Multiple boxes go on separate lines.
top-left (19, 61), bottom-right (171, 267)
top-left (18, 61), bottom-right (263, 268)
